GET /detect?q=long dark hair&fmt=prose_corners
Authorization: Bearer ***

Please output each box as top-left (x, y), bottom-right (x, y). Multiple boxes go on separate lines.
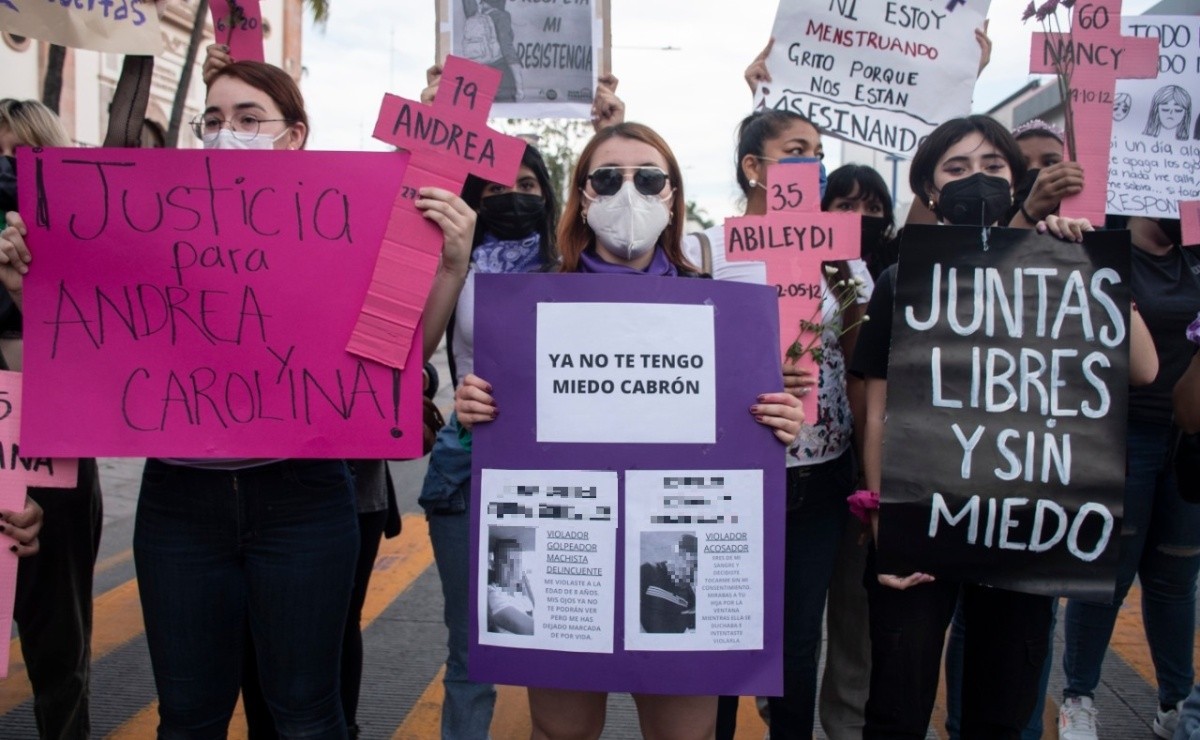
top-left (822, 164), bottom-right (894, 236)
top-left (734, 109), bottom-right (820, 196)
top-left (908, 115), bottom-right (1025, 206)
top-left (461, 143), bottom-right (559, 267)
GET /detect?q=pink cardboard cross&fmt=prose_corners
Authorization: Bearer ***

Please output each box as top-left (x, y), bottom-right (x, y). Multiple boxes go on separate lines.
top-left (723, 164), bottom-right (861, 424)
top-left (1181, 200), bottom-right (1200, 247)
top-left (1030, 0), bottom-right (1159, 225)
top-left (346, 56), bottom-right (527, 369)
top-left (209, 0), bottom-right (264, 62)
top-left (0, 371), bottom-right (77, 678)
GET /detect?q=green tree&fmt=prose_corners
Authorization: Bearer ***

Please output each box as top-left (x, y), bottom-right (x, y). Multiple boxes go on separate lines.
top-left (686, 200), bottom-right (714, 229)
top-left (496, 118), bottom-right (593, 205)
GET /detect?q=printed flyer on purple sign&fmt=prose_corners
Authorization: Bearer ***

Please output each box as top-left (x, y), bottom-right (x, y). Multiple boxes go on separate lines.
top-left (469, 272), bottom-right (786, 696)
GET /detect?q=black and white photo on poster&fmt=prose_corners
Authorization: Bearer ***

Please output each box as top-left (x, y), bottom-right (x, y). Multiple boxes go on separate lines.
top-left (477, 468), bottom-right (618, 653)
top-left (623, 469), bottom-right (764, 652)
top-left (487, 525), bottom-right (537, 636)
top-left (879, 225), bottom-right (1130, 601)
top-left (638, 531), bottom-right (698, 635)
top-left (441, 0), bottom-right (604, 119)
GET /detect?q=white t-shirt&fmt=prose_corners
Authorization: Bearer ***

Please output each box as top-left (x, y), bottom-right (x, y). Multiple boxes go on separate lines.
top-left (681, 224), bottom-right (874, 466)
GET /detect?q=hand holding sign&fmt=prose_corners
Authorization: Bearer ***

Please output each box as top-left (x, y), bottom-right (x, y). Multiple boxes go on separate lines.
top-left (209, 0), bottom-right (264, 63)
top-left (724, 163), bottom-right (861, 424)
top-left (0, 371), bottom-right (77, 677)
top-left (346, 56), bottom-right (527, 370)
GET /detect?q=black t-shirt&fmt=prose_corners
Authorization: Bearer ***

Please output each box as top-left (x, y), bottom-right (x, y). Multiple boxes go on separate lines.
top-left (1130, 246), bottom-right (1200, 426)
top-left (850, 263), bottom-right (896, 380)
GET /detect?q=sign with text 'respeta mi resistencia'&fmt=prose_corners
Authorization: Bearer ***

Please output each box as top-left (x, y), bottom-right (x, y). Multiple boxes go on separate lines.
top-left (16, 147), bottom-right (424, 459)
top-left (756, 0), bottom-right (991, 157)
top-left (880, 225), bottom-right (1129, 601)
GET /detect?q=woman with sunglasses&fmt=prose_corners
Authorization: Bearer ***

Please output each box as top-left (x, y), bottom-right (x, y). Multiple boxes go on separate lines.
top-left (849, 115), bottom-right (1155, 739)
top-left (0, 60), bottom-right (476, 739)
top-left (454, 121), bottom-right (804, 740)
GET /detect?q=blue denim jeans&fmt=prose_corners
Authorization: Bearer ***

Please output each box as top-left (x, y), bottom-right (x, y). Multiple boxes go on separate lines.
top-left (134, 459), bottom-right (358, 740)
top-left (422, 415), bottom-right (497, 739)
top-left (1063, 421), bottom-right (1200, 706)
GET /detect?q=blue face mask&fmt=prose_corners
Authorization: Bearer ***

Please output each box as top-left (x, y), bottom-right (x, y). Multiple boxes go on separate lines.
top-left (779, 156), bottom-right (827, 199)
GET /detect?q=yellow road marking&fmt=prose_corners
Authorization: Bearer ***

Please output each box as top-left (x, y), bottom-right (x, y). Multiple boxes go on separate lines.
top-left (0, 578), bottom-right (142, 716)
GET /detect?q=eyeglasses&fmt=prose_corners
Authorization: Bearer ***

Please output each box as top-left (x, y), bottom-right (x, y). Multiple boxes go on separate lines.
top-left (190, 114), bottom-right (291, 142)
top-left (585, 166), bottom-right (670, 197)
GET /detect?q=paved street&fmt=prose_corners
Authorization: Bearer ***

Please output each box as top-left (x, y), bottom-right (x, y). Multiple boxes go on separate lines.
top-left (0, 359), bottom-right (1181, 738)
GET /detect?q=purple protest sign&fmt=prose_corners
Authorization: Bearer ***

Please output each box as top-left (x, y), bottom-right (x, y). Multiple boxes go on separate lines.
top-left (470, 273), bottom-right (786, 695)
top-left (17, 147), bottom-right (423, 458)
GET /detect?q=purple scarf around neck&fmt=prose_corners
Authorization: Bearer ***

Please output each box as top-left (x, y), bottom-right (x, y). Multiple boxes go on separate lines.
top-left (576, 246), bottom-right (678, 276)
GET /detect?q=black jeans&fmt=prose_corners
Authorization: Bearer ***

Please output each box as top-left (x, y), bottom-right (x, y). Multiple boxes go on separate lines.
top-left (716, 450), bottom-right (855, 739)
top-left (14, 458), bottom-right (103, 740)
top-left (863, 553), bottom-right (1053, 740)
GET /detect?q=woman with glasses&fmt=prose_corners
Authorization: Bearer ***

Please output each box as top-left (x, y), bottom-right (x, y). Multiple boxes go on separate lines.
top-left (453, 121), bottom-right (805, 740)
top-left (0, 60), bottom-right (475, 739)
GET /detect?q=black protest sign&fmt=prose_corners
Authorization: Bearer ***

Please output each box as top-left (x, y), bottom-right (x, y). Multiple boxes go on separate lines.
top-left (879, 225), bottom-right (1129, 601)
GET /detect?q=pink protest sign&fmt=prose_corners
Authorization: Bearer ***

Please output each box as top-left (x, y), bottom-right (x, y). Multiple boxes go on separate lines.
top-left (1182, 201), bottom-right (1200, 247)
top-left (1029, 0), bottom-right (1159, 225)
top-left (16, 147), bottom-right (424, 459)
top-left (210, 0), bottom-right (264, 62)
top-left (0, 370), bottom-right (77, 678)
top-left (724, 164), bottom-right (861, 423)
top-left (346, 55), bottom-right (527, 370)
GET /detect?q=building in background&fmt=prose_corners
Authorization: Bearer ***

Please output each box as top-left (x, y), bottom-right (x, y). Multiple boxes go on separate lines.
top-left (838, 0), bottom-right (1191, 224)
top-left (0, 0), bottom-right (304, 148)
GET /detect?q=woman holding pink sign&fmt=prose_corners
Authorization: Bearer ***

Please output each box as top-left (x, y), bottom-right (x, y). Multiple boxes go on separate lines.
top-left (0, 60), bottom-right (477, 739)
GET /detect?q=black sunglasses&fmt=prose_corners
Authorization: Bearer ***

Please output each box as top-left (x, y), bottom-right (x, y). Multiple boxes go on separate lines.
top-left (586, 166), bottom-right (670, 197)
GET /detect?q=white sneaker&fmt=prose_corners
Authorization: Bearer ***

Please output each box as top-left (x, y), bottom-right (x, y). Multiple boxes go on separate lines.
top-left (1059, 696), bottom-right (1099, 740)
top-left (1154, 701), bottom-right (1182, 739)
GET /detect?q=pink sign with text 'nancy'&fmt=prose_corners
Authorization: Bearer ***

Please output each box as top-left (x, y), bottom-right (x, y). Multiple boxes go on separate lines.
top-left (17, 147), bottom-right (423, 459)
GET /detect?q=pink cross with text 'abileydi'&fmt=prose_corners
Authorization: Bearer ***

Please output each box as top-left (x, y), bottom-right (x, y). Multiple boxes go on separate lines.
top-left (347, 56), bottom-right (526, 369)
top-left (0, 371), bottom-right (77, 677)
top-left (1030, 0), bottom-right (1159, 226)
top-left (724, 164), bottom-right (861, 425)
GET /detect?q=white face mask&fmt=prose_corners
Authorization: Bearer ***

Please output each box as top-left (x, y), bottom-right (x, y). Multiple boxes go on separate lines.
top-left (584, 180), bottom-right (671, 261)
top-left (203, 128), bottom-right (289, 151)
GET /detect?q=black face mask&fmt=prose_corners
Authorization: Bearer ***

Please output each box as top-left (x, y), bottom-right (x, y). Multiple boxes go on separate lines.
top-left (477, 192), bottom-right (546, 240)
top-left (1156, 218), bottom-right (1183, 247)
top-left (936, 172), bottom-right (1013, 226)
top-left (861, 215), bottom-right (889, 251)
top-left (0, 156), bottom-right (16, 214)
